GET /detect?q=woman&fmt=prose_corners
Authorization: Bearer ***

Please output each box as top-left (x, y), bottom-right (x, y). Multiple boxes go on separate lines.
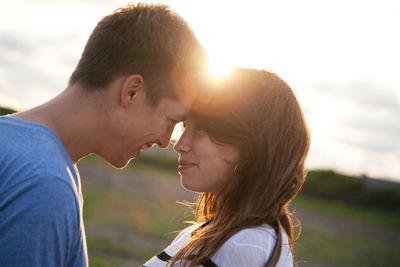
top-left (143, 68), bottom-right (310, 267)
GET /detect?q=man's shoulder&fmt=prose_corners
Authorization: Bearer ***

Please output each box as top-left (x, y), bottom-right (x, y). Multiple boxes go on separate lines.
top-left (0, 117), bottom-right (62, 161)
top-left (0, 116), bottom-right (59, 148)
top-left (0, 116), bottom-right (76, 189)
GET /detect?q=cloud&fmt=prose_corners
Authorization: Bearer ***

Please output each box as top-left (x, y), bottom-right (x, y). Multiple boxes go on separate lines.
top-left (0, 33), bottom-right (31, 52)
top-left (311, 79), bottom-right (400, 111)
top-left (0, 31), bottom-right (80, 109)
top-left (306, 79), bottom-right (400, 179)
top-left (0, 33), bottom-right (33, 67)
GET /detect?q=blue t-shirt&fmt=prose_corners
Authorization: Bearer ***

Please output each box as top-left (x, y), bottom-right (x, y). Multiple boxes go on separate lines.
top-left (0, 116), bottom-right (88, 267)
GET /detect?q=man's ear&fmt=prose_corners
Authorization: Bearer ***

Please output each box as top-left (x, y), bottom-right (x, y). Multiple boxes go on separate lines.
top-left (120, 74), bottom-right (144, 108)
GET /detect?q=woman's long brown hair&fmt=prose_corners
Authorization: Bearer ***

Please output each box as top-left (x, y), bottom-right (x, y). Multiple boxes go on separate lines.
top-left (169, 68), bottom-right (310, 267)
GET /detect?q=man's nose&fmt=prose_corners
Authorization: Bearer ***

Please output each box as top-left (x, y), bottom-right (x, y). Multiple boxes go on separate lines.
top-left (156, 125), bottom-right (174, 149)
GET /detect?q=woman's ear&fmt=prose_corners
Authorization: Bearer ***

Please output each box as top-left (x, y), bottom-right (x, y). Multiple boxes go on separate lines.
top-left (120, 74), bottom-right (144, 108)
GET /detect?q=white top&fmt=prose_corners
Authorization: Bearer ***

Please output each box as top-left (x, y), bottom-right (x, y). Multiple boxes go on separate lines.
top-left (143, 223), bottom-right (293, 267)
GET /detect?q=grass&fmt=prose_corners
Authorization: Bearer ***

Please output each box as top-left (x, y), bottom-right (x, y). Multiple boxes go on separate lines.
top-left (125, 156), bottom-right (400, 230)
top-left (291, 195), bottom-right (400, 266)
top-left (292, 195), bottom-right (400, 229)
top-left (83, 186), bottom-right (190, 265)
top-left (80, 161), bottom-right (195, 265)
top-left (294, 227), bottom-right (400, 267)
top-left (79, 159), bottom-right (400, 266)
top-left (83, 187), bottom-right (190, 238)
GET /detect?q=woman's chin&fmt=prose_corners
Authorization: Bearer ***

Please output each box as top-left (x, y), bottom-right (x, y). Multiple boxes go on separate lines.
top-left (180, 176), bottom-right (212, 194)
top-left (180, 176), bottom-right (198, 193)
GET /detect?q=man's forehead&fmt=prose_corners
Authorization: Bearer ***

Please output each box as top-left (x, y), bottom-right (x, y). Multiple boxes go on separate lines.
top-left (160, 98), bottom-right (189, 119)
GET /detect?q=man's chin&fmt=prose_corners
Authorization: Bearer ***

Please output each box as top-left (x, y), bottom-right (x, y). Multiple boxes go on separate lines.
top-left (111, 158), bottom-right (134, 169)
top-left (99, 154), bottom-right (134, 169)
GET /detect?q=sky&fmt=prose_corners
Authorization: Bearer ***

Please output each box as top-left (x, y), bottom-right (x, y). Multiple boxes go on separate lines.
top-left (0, 0), bottom-right (399, 181)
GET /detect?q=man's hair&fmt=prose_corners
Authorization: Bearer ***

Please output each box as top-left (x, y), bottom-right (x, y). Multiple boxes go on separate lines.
top-left (68, 3), bottom-right (206, 105)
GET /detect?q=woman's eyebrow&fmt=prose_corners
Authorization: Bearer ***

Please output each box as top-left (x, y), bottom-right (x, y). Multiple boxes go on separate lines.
top-left (178, 115), bottom-right (187, 122)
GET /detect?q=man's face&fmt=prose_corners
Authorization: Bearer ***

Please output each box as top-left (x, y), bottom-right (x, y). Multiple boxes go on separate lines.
top-left (101, 91), bottom-right (190, 169)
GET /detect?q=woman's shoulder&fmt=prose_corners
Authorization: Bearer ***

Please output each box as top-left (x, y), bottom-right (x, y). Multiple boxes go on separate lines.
top-left (143, 223), bottom-right (205, 266)
top-left (221, 224), bottom-right (279, 252)
top-left (212, 224), bottom-right (293, 267)
top-left (166, 222), bottom-right (204, 250)
top-left (173, 222), bottom-right (204, 240)
top-left (178, 223), bottom-right (202, 236)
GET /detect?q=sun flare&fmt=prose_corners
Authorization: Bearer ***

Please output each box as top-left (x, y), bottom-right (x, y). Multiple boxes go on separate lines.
top-left (207, 59), bottom-right (233, 81)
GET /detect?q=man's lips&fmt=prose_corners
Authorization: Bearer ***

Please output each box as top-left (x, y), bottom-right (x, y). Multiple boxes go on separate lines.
top-left (132, 149), bottom-right (141, 158)
top-left (178, 160), bottom-right (197, 171)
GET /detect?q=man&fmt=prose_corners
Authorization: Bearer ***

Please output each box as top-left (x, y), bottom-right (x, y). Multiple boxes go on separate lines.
top-left (0, 3), bottom-right (206, 266)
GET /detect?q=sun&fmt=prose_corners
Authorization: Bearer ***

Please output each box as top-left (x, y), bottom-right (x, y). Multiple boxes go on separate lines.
top-left (207, 58), bottom-right (233, 81)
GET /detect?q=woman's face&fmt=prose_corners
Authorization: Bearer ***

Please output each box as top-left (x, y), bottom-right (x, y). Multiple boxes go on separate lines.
top-left (173, 119), bottom-right (240, 196)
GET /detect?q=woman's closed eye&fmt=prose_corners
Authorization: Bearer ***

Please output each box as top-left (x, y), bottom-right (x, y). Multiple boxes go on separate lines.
top-left (169, 119), bottom-right (179, 125)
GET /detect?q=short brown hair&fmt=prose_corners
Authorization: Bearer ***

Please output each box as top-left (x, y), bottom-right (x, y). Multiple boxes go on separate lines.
top-left (69, 3), bottom-right (206, 105)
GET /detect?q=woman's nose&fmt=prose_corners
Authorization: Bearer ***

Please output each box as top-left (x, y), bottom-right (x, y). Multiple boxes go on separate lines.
top-left (173, 131), bottom-right (191, 153)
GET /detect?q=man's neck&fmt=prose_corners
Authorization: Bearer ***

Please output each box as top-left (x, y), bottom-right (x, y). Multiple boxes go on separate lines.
top-left (12, 85), bottom-right (107, 163)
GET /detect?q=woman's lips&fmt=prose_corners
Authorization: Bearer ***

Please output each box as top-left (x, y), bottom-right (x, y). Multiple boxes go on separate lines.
top-left (178, 160), bottom-right (196, 171)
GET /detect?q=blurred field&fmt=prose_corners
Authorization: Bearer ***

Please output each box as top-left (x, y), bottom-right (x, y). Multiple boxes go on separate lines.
top-left (78, 156), bottom-right (400, 267)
